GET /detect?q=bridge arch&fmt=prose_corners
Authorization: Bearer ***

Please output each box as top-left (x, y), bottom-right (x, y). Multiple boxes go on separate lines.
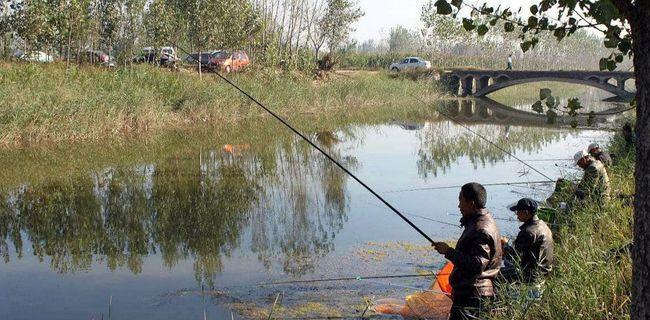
top-left (586, 76), bottom-right (601, 83)
top-left (474, 76), bottom-right (635, 100)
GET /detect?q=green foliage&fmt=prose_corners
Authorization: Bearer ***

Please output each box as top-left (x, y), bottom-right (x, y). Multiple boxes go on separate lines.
top-left (0, 63), bottom-right (440, 147)
top-left (320, 0), bottom-right (364, 52)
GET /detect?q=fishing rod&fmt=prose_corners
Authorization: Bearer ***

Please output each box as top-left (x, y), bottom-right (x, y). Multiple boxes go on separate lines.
top-left (170, 41), bottom-right (440, 246)
top-left (386, 180), bottom-right (556, 194)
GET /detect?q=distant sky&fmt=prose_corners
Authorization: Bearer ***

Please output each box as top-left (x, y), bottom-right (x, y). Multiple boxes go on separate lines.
top-left (351, 0), bottom-right (540, 42)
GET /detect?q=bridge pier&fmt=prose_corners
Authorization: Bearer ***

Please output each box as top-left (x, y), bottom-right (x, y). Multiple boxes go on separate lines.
top-left (461, 77), bottom-right (474, 96)
top-left (476, 76), bottom-right (490, 91)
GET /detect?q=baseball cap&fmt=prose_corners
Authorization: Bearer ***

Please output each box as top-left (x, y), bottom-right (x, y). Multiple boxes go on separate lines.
top-left (574, 150), bottom-right (588, 165)
top-left (509, 198), bottom-right (538, 213)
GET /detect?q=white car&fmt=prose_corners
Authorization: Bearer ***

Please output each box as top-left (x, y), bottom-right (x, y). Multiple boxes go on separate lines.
top-left (389, 57), bottom-right (431, 72)
top-left (19, 51), bottom-right (54, 63)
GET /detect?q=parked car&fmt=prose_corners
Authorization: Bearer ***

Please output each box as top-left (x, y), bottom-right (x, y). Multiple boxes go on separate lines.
top-left (389, 57), bottom-right (431, 72)
top-left (209, 50), bottom-right (250, 73)
top-left (132, 46), bottom-right (177, 66)
top-left (78, 50), bottom-right (115, 67)
top-left (19, 51), bottom-right (54, 62)
top-left (184, 51), bottom-right (216, 66)
top-left (159, 46), bottom-right (178, 66)
top-left (132, 47), bottom-right (156, 63)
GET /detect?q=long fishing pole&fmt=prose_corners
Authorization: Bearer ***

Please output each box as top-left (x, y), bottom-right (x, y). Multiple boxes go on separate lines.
top-left (170, 41), bottom-right (440, 246)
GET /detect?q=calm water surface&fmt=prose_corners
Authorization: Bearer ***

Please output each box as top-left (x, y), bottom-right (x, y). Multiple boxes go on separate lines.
top-left (0, 97), bottom-right (624, 319)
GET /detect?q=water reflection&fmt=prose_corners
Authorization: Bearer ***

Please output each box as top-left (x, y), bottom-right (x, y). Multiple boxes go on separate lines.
top-left (0, 132), bottom-right (357, 285)
top-left (0, 101), bottom-right (619, 286)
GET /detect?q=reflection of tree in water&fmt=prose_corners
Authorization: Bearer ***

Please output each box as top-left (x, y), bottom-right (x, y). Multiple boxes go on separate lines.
top-left (0, 130), bottom-right (356, 283)
top-left (249, 131), bottom-right (356, 276)
top-left (416, 101), bottom-right (567, 178)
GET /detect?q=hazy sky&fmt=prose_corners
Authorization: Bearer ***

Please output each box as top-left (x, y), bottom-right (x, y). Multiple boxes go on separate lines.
top-left (351, 0), bottom-right (539, 42)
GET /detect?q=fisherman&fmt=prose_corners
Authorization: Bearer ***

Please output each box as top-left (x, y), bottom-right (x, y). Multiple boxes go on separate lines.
top-left (587, 142), bottom-right (613, 167)
top-left (506, 54), bottom-right (513, 70)
top-left (433, 182), bottom-right (502, 320)
top-left (500, 198), bottom-right (554, 284)
top-left (575, 150), bottom-right (611, 203)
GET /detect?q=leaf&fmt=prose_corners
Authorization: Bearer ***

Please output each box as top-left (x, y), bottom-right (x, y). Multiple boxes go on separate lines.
top-left (615, 54), bottom-right (624, 63)
top-left (527, 16), bottom-right (538, 28)
top-left (504, 22), bottom-right (515, 32)
top-left (435, 0), bottom-right (453, 15)
top-left (546, 110), bottom-right (557, 124)
top-left (567, 98), bottom-right (582, 116)
top-left (477, 24), bottom-right (489, 36)
top-left (451, 0), bottom-right (463, 9)
top-left (546, 96), bottom-right (556, 108)
top-left (539, 88), bottom-right (552, 100)
top-left (520, 41), bottom-right (532, 52)
top-left (606, 59), bottom-right (617, 71)
top-left (599, 58), bottom-right (608, 71)
top-left (530, 5), bottom-right (538, 14)
top-left (462, 18), bottom-right (475, 31)
top-left (570, 119), bottom-right (578, 128)
top-left (618, 39), bottom-right (632, 54)
top-left (553, 28), bottom-right (566, 41)
top-left (532, 101), bottom-right (544, 113)
top-left (604, 38), bottom-right (618, 48)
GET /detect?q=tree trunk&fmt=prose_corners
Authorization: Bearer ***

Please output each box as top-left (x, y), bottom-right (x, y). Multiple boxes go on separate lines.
top-left (631, 2), bottom-right (650, 320)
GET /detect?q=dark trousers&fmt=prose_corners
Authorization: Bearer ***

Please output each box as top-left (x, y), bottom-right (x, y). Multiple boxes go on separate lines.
top-left (449, 296), bottom-right (488, 320)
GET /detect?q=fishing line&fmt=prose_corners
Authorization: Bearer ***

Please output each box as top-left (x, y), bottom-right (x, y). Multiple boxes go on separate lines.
top-left (385, 180), bottom-right (555, 194)
top-left (170, 41), bottom-right (439, 245)
top-left (362, 200), bottom-right (459, 227)
top-left (429, 101), bottom-right (556, 182)
top-left (256, 272), bottom-right (445, 286)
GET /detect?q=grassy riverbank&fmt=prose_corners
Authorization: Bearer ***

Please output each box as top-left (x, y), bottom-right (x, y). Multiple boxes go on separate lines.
top-left (493, 130), bottom-right (634, 319)
top-left (0, 62), bottom-right (440, 148)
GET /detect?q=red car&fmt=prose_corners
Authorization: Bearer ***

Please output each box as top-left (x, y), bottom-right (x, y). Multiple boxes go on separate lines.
top-left (209, 50), bottom-right (250, 73)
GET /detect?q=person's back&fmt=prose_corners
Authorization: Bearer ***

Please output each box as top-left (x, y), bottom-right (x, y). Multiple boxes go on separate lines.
top-left (592, 150), bottom-right (613, 167)
top-left (577, 159), bottom-right (611, 201)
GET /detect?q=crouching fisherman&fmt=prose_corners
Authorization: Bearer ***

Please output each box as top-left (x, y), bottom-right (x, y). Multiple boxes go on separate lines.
top-left (433, 182), bottom-right (502, 320)
top-left (574, 150), bottom-right (611, 203)
top-left (500, 198), bottom-right (554, 286)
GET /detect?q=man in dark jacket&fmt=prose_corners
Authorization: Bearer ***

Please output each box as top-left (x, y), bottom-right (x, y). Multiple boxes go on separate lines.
top-left (501, 198), bottom-right (554, 283)
top-left (588, 142), bottom-right (613, 167)
top-left (434, 182), bottom-right (502, 320)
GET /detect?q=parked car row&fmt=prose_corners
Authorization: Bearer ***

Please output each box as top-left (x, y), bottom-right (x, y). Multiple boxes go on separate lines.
top-left (14, 46), bottom-right (250, 73)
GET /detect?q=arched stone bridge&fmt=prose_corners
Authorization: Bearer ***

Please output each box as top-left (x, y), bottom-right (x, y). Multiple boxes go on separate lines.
top-left (442, 70), bottom-right (635, 100)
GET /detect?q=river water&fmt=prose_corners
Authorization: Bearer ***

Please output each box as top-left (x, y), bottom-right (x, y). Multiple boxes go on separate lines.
top-left (0, 91), bottom-right (628, 319)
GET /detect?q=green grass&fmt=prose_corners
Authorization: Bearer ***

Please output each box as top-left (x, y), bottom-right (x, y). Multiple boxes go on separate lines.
top-left (490, 130), bottom-right (634, 319)
top-left (0, 62), bottom-right (442, 148)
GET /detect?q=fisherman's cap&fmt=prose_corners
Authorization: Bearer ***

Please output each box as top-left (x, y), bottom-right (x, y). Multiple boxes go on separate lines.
top-left (574, 150), bottom-right (588, 164)
top-left (588, 142), bottom-right (600, 152)
top-left (509, 198), bottom-right (538, 213)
